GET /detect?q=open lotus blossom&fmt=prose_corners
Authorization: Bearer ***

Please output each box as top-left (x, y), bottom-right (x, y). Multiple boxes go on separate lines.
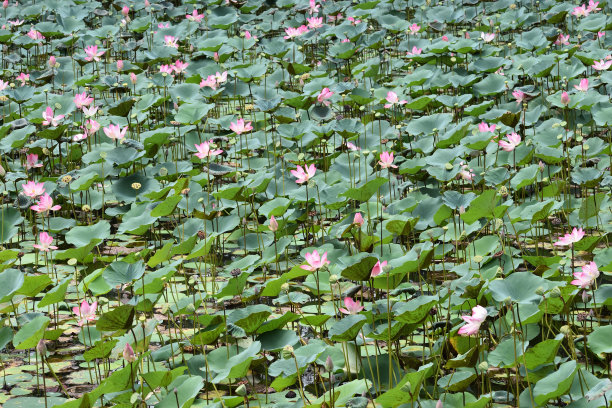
top-left (268, 215), bottom-right (278, 232)
top-left (307, 16), bottom-right (323, 29)
top-left (458, 305), bottom-right (487, 336)
top-left (123, 343), bottom-right (136, 362)
top-left (82, 106), bottom-right (99, 117)
top-left (407, 46), bottom-right (422, 56)
top-left (592, 58), bottom-right (612, 71)
top-left (347, 16), bottom-right (361, 24)
top-left (8, 19), bottom-right (24, 26)
top-left (371, 260), bottom-right (387, 277)
top-left (25, 154), bottom-right (42, 170)
top-left (73, 128), bottom-right (88, 142)
top-left (481, 32), bottom-right (495, 42)
top-left (164, 35), bottom-right (179, 48)
top-left (300, 250), bottom-right (330, 271)
top-left (512, 89), bottom-right (525, 104)
top-left (0, 79), bottom-right (9, 91)
top-left (408, 23), bottom-right (420, 35)
top-left (173, 60), bottom-right (189, 74)
top-left (31, 193), bottom-right (61, 213)
top-left (42, 107), bottom-right (64, 126)
top-left (574, 78), bottom-right (589, 91)
top-left (478, 122), bottom-right (496, 133)
top-left (378, 151), bottom-right (398, 169)
top-left (587, 0), bottom-right (601, 12)
top-left (291, 164), bottom-right (316, 184)
top-left (85, 119), bottom-right (100, 135)
top-left (244, 30), bottom-right (257, 40)
top-left (309, 0), bottom-right (319, 14)
top-left (498, 132), bottom-right (521, 152)
top-left (459, 162), bottom-right (474, 181)
top-left (16, 72), bottom-right (29, 85)
top-left (339, 297), bottom-right (364, 315)
top-left (341, 38), bottom-right (350, 43)
top-left (200, 75), bottom-right (218, 89)
top-left (384, 91), bottom-right (407, 108)
top-left (33, 231), bottom-right (58, 252)
top-left (283, 25), bottom-right (309, 39)
top-left (72, 300), bottom-right (97, 326)
top-left (186, 9), bottom-right (204, 22)
top-left (74, 92), bottom-right (94, 109)
top-left (572, 4), bottom-right (589, 16)
top-left (159, 64), bottom-right (174, 75)
top-left (554, 227), bottom-right (585, 246)
top-left (22, 180), bottom-right (45, 198)
top-left (560, 91), bottom-right (570, 106)
top-left (229, 118), bottom-right (253, 135)
top-left (327, 13), bottom-right (343, 22)
top-left (571, 261), bottom-right (600, 289)
top-left (555, 33), bottom-right (570, 45)
top-left (317, 87), bottom-right (333, 106)
top-left (194, 141), bottom-right (222, 159)
top-left (346, 142), bottom-right (360, 151)
top-left (84, 45), bottom-right (105, 62)
top-left (158, 22), bottom-right (170, 29)
top-left (354, 212), bottom-right (365, 226)
top-left (215, 71), bottom-right (228, 83)
top-left (27, 29), bottom-right (44, 40)
top-left (104, 124), bottom-right (128, 141)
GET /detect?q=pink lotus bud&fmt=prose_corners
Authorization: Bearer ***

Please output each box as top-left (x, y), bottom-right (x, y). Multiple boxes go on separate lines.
top-left (269, 215), bottom-right (278, 232)
top-left (116, 60), bottom-right (123, 71)
top-left (560, 91), bottom-right (570, 106)
top-left (353, 212), bottom-right (364, 226)
top-left (214, 52), bottom-right (219, 62)
top-left (145, 0), bottom-right (150, 6)
top-left (325, 355), bottom-right (334, 371)
top-left (130, 72), bottom-right (137, 84)
top-left (123, 343), bottom-right (136, 362)
top-left (2, 0), bottom-right (8, 8)
top-left (122, 6), bottom-right (129, 16)
top-left (48, 56), bottom-right (56, 68)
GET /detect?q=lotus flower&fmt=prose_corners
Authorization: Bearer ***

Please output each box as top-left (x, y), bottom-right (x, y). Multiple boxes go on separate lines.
top-left (592, 59), bottom-right (612, 71)
top-left (371, 260), bottom-right (387, 277)
top-left (268, 215), bottom-right (278, 232)
top-left (164, 35), bottom-right (179, 48)
top-left (27, 29), bottom-right (44, 40)
top-left (85, 119), bottom-right (100, 134)
top-left (22, 180), bottom-right (45, 198)
top-left (283, 25), bottom-right (309, 39)
top-left (130, 72), bottom-right (138, 84)
top-left (159, 64), bottom-right (174, 75)
top-left (16, 72), bottom-right (29, 85)
top-left (498, 132), bottom-right (521, 152)
top-left (354, 212), bottom-right (364, 226)
top-left (116, 60), bottom-right (124, 71)
top-left (378, 151), bottom-right (398, 169)
top-left (186, 9), bottom-right (204, 22)
top-left (74, 92), bottom-right (94, 109)
top-left (215, 71), bottom-right (228, 83)
top-left (25, 154), bottom-right (42, 170)
top-left (512, 89), bottom-right (525, 104)
top-left (194, 141), bottom-right (222, 159)
top-left (408, 23), bottom-right (420, 35)
top-left (574, 78), bottom-right (589, 92)
top-left (317, 88), bottom-right (334, 106)
top-left (407, 46), bottom-right (422, 56)
top-left (84, 45), bottom-right (105, 62)
top-left (42, 107), bottom-right (64, 127)
top-left (200, 75), bottom-right (217, 89)
top-left (571, 262), bottom-right (599, 289)
top-left (587, 0), bottom-right (601, 12)
top-left (307, 17), bottom-right (323, 29)
top-left (346, 142), bottom-right (360, 151)
top-left (572, 4), bottom-right (589, 17)
top-left (384, 91), bottom-right (407, 108)
top-left (554, 34), bottom-right (570, 45)
top-left (300, 250), bottom-right (330, 271)
top-left (290, 164), bottom-right (316, 184)
top-left (339, 297), bottom-right (364, 315)
top-left (33, 231), bottom-right (58, 252)
top-left (83, 106), bottom-right (99, 117)
top-left (103, 124), bottom-right (128, 141)
top-left (554, 227), bottom-right (585, 246)
top-left (0, 80), bottom-right (8, 91)
top-left (72, 300), bottom-right (97, 326)
top-left (229, 118), bottom-right (253, 135)
top-left (31, 193), bottom-right (61, 213)
top-left (173, 60), bottom-right (189, 74)
top-left (123, 343), bottom-right (136, 362)
top-left (308, 0), bottom-right (319, 14)
top-left (481, 32), bottom-right (495, 42)
top-left (458, 305), bottom-right (487, 336)
top-left (478, 122), bottom-right (496, 133)
top-left (560, 91), bottom-right (570, 106)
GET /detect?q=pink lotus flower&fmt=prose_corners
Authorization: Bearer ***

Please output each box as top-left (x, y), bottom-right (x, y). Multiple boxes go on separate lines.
top-left (384, 91), bottom-right (407, 108)
top-left (327, 13), bottom-right (343, 22)
top-left (371, 260), bottom-right (387, 277)
top-left (300, 250), bottom-right (330, 271)
top-left (308, 0), bottom-right (319, 14)
top-left (459, 162), bottom-right (474, 181)
top-left (159, 64), bottom-right (174, 75)
top-left (164, 35), bottom-right (179, 48)
top-left (512, 89), bottom-right (525, 104)
top-left (200, 75), bottom-right (217, 89)
top-left (339, 297), bottom-right (364, 315)
top-left (121, 6), bottom-right (129, 16)
top-left (458, 305), bottom-right (487, 336)
top-left (22, 180), bottom-right (45, 197)
top-left (597, 31), bottom-right (605, 38)
top-left (571, 261), bottom-right (599, 289)
top-left (173, 60), bottom-right (189, 74)
top-left (554, 227), bottom-right (585, 246)
top-left (587, 0), bottom-right (601, 12)
top-left (31, 193), bottom-right (61, 213)
top-left (85, 119), bottom-right (100, 134)
top-left (33, 231), bottom-right (58, 252)
top-left (441, 35), bottom-right (449, 41)
top-left (269, 215), bottom-right (278, 232)
top-left (408, 23), bottom-right (420, 35)
top-left (42, 107), bottom-right (64, 127)
top-left (8, 19), bottom-right (24, 26)
top-left (158, 22), bottom-right (170, 29)
top-left (123, 343), bottom-right (136, 362)
top-left (283, 25), bottom-right (309, 39)
top-left (27, 29), bottom-right (44, 41)
top-left (0, 80), bottom-right (8, 91)
top-left (2, 0), bottom-right (8, 8)
top-left (16, 72), bottom-right (29, 85)
top-left (103, 124), bottom-right (127, 141)
top-left (592, 59), bottom-right (612, 71)
top-left (346, 142), bottom-right (360, 151)
top-left (317, 87), bottom-right (333, 106)
top-left (378, 151), bottom-right (398, 169)
top-left (130, 72), bottom-right (138, 84)
top-left (72, 300), bottom-right (97, 326)
top-left (353, 212), bottom-right (364, 226)
top-left (215, 71), bottom-right (228, 83)
top-left (25, 154), bottom-right (42, 170)
top-left (73, 128), bottom-right (88, 142)
top-left (574, 78), bottom-right (589, 92)
top-left (307, 17), bottom-right (323, 29)
top-left (498, 132), bottom-right (521, 152)
top-left (572, 4), bottom-right (590, 17)
top-left (347, 16), bottom-right (361, 24)
top-left (478, 122), bottom-right (496, 133)
top-left (560, 91), bottom-right (570, 106)
top-left (116, 60), bottom-right (124, 71)
top-left (406, 46), bottom-right (422, 56)
top-left (555, 34), bottom-right (570, 46)
top-left (186, 9), bottom-right (204, 22)
top-left (480, 32), bottom-right (495, 42)
top-left (84, 45), bottom-right (105, 62)
top-left (244, 31), bottom-right (257, 40)
top-left (291, 164), bottom-right (316, 184)
top-left (74, 92), bottom-right (93, 109)
top-left (82, 106), bottom-right (99, 117)
top-left (194, 141), bottom-right (222, 159)
top-left (229, 118), bottom-right (253, 135)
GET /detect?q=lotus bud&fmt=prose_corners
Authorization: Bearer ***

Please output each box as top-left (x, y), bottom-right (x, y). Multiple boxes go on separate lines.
top-left (436, 400), bottom-right (443, 408)
top-left (48, 56), bottom-right (56, 68)
top-left (560, 91), bottom-right (570, 106)
top-left (123, 343), bottom-right (136, 362)
top-left (325, 355), bottom-right (334, 372)
top-left (268, 215), bottom-right (278, 232)
top-left (353, 212), bottom-right (364, 226)
top-left (36, 339), bottom-right (47, 356)
top-left (117, 60), bottom-right (124, 71)
top-left (122, 6), bottom-right (129, 16)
